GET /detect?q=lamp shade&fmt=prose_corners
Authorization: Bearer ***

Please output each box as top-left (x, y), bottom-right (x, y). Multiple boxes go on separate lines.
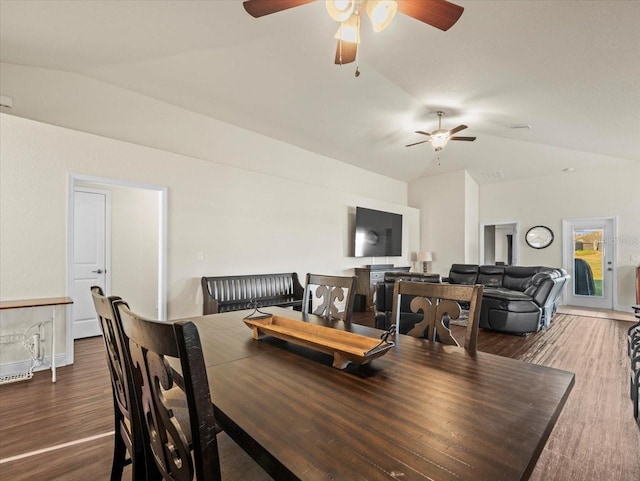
top-left (335, 14), bottom-right (360, 43)
top-left (326, 0), bottom-right (355, 22)
top-left (366, 0), bottom-right (398, 32)
top-left (431, 133), bottom-right (449, 151)
top-left (418, 251), bottom-right (433, 262)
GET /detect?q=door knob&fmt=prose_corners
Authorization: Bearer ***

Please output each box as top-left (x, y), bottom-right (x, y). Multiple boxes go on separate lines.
top-left (92, 269), bottom-right (104, 274)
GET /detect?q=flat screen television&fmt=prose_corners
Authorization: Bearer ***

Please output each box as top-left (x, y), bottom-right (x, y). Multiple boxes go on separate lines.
top-left (354, 207), bottom-right (402, 257)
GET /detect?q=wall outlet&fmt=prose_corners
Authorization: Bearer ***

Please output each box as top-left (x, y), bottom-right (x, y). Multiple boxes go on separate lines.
top-left (196, 251), bottom-right (205, 261)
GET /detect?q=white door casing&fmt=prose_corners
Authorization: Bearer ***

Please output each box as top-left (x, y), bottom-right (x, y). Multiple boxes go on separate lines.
top-left (562, 217), bottom-right (616, 309)
top-left (72, 188), bottom-right (111, 339)
top-left (66, 173), bottom-right (168, 366)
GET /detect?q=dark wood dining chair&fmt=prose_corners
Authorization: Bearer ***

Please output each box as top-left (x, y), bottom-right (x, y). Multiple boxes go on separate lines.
top-left (303, 273), bottom-right (357, 322)
top-left (117, 305), bottom-right (273, 481)
top-left (90, 286), bottom-right (148, 481)
top-left (391, 280), bottom-right (484, 351)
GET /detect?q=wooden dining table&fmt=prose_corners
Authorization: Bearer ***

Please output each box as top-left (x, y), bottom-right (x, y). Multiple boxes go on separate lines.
top-left (186, 306), bottom-right (574, 481)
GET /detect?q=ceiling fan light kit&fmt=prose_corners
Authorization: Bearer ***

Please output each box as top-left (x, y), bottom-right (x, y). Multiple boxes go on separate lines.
top-left (366, 1), bottom-right (399, 32)
top-left (335, 14), bottom-right (361, 44)
top-left (326, 0), bottom-right (356, 22)
top-left (243, 0), bottom-right (464, 65)
top-left (406, 111), bottom-right (476, 152)
top-left (327, 0), bottom-right (398, 33)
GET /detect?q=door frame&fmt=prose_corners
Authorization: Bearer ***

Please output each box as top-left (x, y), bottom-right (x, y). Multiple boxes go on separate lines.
top-left (479, 221), bottom-right (520, 266)
top-left (72, 186), bottom-right (112, 338)
top-left (66, 173), bottom-right (168, 365)
top-left (561, 216), bottom-right (618, 310)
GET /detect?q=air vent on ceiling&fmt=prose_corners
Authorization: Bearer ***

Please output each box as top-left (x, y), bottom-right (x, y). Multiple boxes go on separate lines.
top-left (482, 171), bottom-right (504, 182)
top-left (508, 123), bottom-right (531, 129)
top-left (0, 95), bottom-right (13, 108)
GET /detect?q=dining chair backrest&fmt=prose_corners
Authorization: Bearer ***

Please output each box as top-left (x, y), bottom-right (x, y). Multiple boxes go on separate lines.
top-left (303, 273), bottom-right (358, 323)
top-left (117, 304), bottom-right (221, 481)
top-left (391, 281), bottom-right (484, 351)
top-left (90, 286), bottom-right (147, 481)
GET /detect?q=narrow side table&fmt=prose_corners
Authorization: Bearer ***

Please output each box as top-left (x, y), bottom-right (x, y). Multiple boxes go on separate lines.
top-left (0, 297), bottom-right (73, 384)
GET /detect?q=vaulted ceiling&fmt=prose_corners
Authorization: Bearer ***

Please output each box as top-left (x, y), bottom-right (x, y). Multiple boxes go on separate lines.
top-left (1, 0), bottom-right (639, 183)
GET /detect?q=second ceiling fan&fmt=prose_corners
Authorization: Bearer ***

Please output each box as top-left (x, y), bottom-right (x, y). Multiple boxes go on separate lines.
top-left (406, 111), bottom-right (476, 152)
top-left (243, 0), bottom-right (465, 65)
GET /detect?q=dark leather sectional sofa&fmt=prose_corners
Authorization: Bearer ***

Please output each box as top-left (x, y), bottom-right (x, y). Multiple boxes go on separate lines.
top-left (374, 265), bottom-right (569, 336)
top-left (446, 264), bottom-right (569, 334)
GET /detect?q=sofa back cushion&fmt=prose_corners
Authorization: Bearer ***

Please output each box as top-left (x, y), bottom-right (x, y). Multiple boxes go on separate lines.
top-left (384, 272), bottom-right (442, 283)
top-left (383, 282), bottom-right (414, 312)
top-left (448, 264), bottom-right (479, 284)
top-left (478, 265), bottom-right (505, 287)
top-left (503, 266), bottom-right (542, 292)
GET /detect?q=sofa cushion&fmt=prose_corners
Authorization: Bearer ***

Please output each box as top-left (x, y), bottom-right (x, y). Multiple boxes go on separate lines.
top-left (483, 287), bottom-right (533, 302)
top-left (382, 283), bottom-right (415, 312)
top-left (502, 266), bottom-right (542, 292)
top-left (481, 291), bottom-right (539, 313)
top-left (478, 265), bottom-right (505, 287)
top-left (448, 264), bottom-right (479, 285)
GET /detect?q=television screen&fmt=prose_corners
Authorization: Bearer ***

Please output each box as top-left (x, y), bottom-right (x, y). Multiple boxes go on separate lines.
top-left (354, 207), bottom-right (402, 257)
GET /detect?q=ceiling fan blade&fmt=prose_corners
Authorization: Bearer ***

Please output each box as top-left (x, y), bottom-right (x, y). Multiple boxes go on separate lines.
top-left (449, 136), bottom-right (476, 141)
top-left (334, 40), bottom-right (357, 65)
top-left (448, 124), bottom-right (468, 135)
top-left (397, 0), bottom-right (464, 31)
top-left (243, 0), bottom-right (315, 18)
top-left (414, 130), bottom-right (432, 137)
top-left (406, 140), bottom-right (430, 147)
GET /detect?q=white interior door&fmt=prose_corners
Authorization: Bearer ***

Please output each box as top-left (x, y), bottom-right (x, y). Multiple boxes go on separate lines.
top-left (72, 188), bottom-right (111, 338)
top-left (563, 218), bottom-right (615, 309)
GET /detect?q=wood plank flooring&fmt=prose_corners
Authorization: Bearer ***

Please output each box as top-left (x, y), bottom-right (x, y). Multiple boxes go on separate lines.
top-left (1, 312), bottom-right (638, 480)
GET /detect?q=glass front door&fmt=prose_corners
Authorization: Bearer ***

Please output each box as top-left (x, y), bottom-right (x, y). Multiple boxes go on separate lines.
top-left (563, 218), bottom-right (615, 309)
top-left (572, 228), bottom-right (604, 297)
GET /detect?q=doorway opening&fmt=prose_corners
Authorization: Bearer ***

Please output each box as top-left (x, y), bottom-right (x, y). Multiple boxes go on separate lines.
top-left (480, 221), bottom-right (519, 266)
top-left (66, 174), bottom-right (167, 365)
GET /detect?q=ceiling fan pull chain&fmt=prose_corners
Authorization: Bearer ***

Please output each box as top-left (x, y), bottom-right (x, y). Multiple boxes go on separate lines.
top-left (355, 14), bottom-right (361, 77)
top-left (338, 22), bottom-right (343, 65)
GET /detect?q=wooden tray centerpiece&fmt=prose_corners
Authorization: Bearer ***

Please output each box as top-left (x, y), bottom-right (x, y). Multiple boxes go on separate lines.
top-left (243, 315), bottom-right (394, 369)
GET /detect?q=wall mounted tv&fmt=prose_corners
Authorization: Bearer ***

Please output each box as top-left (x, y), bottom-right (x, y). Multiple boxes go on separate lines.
top-left (354, 207), bottom-right (402, 257)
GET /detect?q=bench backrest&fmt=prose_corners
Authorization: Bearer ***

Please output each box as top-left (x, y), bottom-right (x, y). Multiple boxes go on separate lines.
top-left (201, 273), bottom-right (303, 314)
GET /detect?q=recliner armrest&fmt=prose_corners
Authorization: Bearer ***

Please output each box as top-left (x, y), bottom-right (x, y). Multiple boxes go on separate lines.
top-left (525, 272), bottom-right (557, 307)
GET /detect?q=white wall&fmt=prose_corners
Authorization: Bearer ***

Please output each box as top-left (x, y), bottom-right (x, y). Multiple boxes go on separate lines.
top-left (464, 171), bottom-right (479, 264)
top-left (408, 170), bottom-right (479, 275)
top-left (0, 114), bottom-right (418, 367)
top-left (480, 166), bottom-right (640, 309)
top-left (0, 63), bottom-right (408, 204)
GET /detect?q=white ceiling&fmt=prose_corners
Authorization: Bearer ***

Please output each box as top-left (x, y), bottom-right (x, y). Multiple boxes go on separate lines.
top-left (1, 0), bottom-right (639, 184)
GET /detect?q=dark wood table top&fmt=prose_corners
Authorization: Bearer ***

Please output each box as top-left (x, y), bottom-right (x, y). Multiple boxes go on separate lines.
top-left (189, 307), bottom-right (574, 481)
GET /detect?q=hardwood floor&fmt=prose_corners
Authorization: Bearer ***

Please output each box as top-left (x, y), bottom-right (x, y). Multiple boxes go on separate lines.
top-left (1, 311), bottom-right (638, 480)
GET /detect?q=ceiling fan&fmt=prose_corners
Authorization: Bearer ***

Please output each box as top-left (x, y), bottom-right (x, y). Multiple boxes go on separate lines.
top-left (406, 111), bottom-right (476, 151)
top-left (243, 0), bottom-right (464, 65)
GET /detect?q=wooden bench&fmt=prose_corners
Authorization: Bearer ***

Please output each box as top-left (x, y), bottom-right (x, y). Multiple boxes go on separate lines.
top-left (201, 272), bottom-right (304, 315)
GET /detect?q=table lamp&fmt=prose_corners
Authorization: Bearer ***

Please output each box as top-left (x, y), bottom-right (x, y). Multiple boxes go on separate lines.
top-left (418, 251), bottom-right (433, 274)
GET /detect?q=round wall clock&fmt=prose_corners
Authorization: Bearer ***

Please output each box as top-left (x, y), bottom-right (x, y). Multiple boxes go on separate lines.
top-left (525, 225), bottom-right (554, 249)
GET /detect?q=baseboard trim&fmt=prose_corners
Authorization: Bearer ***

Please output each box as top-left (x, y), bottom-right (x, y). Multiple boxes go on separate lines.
top-left (0, 353), bottom-right (67, 378)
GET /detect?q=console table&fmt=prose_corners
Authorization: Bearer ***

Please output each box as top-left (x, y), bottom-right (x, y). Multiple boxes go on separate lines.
top-left (354, 265), bottom-right (410, 311)
top-left (0, 297), bottom-right (73, 384)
